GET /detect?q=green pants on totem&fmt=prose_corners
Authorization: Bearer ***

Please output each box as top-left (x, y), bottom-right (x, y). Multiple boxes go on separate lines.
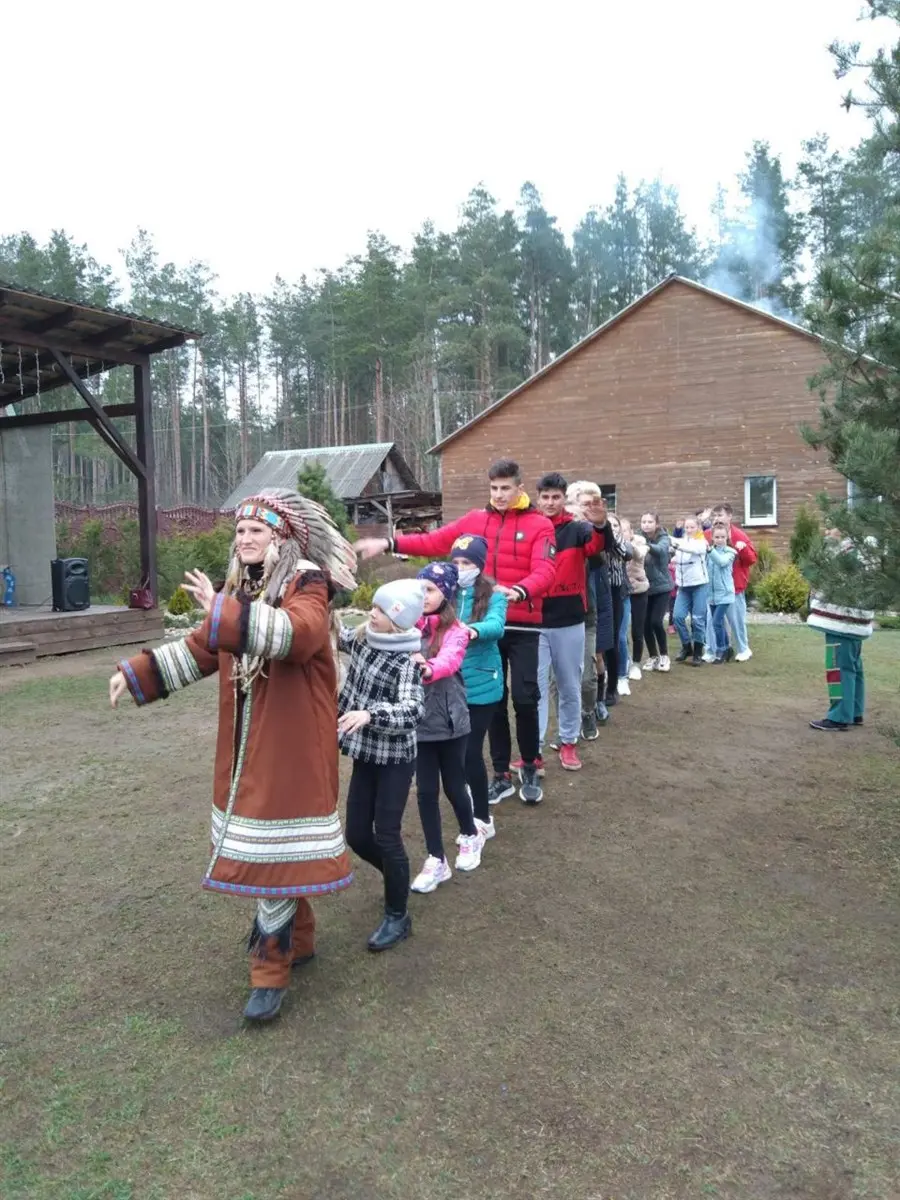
top-left (824, 633), bottom-right (865, 725)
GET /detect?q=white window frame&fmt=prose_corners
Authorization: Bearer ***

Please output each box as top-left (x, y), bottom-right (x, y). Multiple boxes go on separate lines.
top-left (743, 475), bottom-right (777, 526)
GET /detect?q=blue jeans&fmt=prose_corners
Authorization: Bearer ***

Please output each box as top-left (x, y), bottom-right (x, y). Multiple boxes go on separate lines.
top-left (674, 584), bottom-right (709, 646)
top-left (618, 594), bottom-right (631, 679)
top-left (710, 603), bottom-right (732, 654)
top-left (729, 591), bottom-right (749, 654)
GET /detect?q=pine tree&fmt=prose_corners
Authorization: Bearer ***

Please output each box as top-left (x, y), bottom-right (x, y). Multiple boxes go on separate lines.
top-left (296, 461), bottom-right (351, 536)
top-left (803, 1), bottom-right (900, 610)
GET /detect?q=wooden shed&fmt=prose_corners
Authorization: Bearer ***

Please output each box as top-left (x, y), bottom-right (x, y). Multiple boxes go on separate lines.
top-left (223, 442), bottom-right (440, 534)
top-left (431, 276), bottom-right (844, 552)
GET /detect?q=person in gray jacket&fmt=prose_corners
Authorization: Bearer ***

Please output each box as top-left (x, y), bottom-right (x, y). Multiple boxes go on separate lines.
top-left (640, 512), bottom-right (672, 672)
top-left (409, 563), bottom-right (483, 895)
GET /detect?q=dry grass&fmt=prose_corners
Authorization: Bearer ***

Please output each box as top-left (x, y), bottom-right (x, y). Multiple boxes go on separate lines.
top-left (1, 628), bottom-right (898, 1199)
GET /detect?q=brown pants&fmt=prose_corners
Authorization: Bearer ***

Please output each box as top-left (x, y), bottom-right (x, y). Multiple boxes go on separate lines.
top-left (249, 898), bottom-right (316, 988)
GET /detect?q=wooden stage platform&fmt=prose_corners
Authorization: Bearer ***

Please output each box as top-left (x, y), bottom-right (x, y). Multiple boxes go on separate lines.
top-left (0, 604), bottom-right (164, 665)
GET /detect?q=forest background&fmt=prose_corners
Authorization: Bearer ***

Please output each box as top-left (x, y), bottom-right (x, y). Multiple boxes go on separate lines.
top-left (1, 122), bottom-right (895, 508)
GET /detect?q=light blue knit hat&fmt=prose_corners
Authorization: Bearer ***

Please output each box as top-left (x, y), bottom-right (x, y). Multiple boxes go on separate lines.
top-left (372, 579), bottom-right (426, 631)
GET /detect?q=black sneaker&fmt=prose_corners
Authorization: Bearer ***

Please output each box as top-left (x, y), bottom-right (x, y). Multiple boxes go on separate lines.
top-left (487, 774), bottom-right (516, 805)
top-left (581, 712), bottom-right (599, 741)
top-left (367, 910), bottom-right (412, 952)
top-left (675, 644), bottom-right (692, 663)
top-left (809, 718), bottom-right (849, 732)
top-left (243, 987), bottom-right (286, 1022)
top-left (605, 690), bottom-right (618, 708)
top-left (853, 716), bottom-right (864, 726)
top-left (519, 764), bottom-right (543, 805)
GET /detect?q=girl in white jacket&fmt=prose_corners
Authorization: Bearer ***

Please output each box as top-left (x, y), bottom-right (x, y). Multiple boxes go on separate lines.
top-left (670, 515), bottom-right (710, 666)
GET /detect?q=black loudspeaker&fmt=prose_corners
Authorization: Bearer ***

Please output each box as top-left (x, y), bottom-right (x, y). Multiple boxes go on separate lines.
top-left (51, 558), bottom-right (91, 612)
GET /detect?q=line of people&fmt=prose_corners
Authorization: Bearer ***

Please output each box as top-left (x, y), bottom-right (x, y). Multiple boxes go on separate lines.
top-left (107, 470), bottom-right (760, 1023)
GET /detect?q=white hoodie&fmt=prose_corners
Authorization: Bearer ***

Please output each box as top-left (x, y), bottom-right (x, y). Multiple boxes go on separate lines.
top-left (671, 533), bottom-right (710, 588)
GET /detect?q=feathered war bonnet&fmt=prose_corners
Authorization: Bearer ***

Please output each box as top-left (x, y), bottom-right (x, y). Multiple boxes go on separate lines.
top-left (227, 487), bottom-right (357, 603)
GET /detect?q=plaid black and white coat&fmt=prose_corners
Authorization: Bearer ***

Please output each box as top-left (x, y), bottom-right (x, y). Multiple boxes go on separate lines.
top-left (337, 626), bottom-right (425, 765)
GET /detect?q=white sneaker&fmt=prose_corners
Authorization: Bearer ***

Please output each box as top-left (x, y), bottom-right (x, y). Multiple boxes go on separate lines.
top-left (644, 656), bottom-right (659, 672)
top-left (617, 677), bottom-right (631, 696)
top-left (628, 663), bottom-right (642, 681)
top-left (411, 855), bottom-right (452, 893)
top-left (735, 649), bottom-right (753, 662)
top-left (475, 816), bottom-right (495, 841)
top-left (657, 655), bottom-right (672, 672)
top-left (455, 831), bottom-right (484, 871)
top-left (702, 651), bottom-right (716, 664)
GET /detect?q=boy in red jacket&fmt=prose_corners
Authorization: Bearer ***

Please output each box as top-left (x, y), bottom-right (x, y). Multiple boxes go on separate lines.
top-left (702, 502), bottom-right (758, 662)
top-left (356, 458), bottom-right (556, 805)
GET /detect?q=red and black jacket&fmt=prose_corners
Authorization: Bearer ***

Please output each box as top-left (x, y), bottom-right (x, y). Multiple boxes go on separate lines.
top-left (391, 503), bottom-right (557, 627)
top-left (541, 512), bottom-right (608, 628)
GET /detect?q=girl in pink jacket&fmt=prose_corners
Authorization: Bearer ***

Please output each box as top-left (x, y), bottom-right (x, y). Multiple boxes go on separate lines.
top-left (410, 562), bottom-right (484, 893)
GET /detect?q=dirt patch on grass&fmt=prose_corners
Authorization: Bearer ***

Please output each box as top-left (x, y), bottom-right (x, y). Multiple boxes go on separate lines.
top-left (1, 630), bottom-right (898, 1199)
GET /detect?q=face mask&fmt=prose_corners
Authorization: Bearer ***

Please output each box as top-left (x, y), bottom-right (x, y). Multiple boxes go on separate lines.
top-left (456, 566), bottom-right (480, 587)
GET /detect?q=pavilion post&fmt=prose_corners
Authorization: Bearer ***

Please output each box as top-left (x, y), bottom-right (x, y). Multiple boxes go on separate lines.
top-left (134, 360), bottom-right (158, 605)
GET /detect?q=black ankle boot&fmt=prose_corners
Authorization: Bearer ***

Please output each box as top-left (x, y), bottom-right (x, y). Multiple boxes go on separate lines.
top-left (690, 641), bottom-right (705, 666)
top-left (243, 986), bottom-right (286, 1022)
top-left (675, 643), bottom-right (691, 663)
top-left (367, 910), bottom-right (412, 952)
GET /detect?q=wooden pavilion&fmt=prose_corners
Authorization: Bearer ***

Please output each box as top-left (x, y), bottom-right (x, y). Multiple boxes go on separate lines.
top-left (0, 283), bottom-right (200, 662)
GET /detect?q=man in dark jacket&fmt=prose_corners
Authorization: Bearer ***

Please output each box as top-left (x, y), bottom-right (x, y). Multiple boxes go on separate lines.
top-left (356, 458), bottom-right (556, 804)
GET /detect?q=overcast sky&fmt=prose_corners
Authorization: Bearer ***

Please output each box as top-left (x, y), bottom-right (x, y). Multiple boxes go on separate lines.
top-left (3, 1), bottom-right (891, 298)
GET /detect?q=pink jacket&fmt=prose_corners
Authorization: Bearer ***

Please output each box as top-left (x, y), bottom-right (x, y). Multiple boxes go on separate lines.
top-left (417, 615), bottom-right (468, 682)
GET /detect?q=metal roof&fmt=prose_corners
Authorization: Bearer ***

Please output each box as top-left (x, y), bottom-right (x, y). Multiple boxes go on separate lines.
top-left (429, 274), bottom-right (823, 453)
top-left (0, 280), bottom-right (202, 405)
top-left (221, 443), bottom-right (417, 508)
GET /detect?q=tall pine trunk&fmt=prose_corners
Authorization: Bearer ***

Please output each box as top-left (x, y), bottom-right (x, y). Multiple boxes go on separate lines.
top-left (374, 357), bottom-right (385, 440)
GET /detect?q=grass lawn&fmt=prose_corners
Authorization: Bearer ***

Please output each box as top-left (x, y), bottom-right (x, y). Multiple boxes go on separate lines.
top-left (0, 626), bottom-right (898, 1200)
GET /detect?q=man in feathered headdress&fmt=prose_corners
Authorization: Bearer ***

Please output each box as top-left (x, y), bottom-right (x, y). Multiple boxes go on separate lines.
top-left (109, 489), bottom-right (358, 1022)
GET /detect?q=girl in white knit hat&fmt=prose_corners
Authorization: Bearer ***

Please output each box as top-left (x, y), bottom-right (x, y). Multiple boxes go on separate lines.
top-left (338, 580), bottom-right (426, 950)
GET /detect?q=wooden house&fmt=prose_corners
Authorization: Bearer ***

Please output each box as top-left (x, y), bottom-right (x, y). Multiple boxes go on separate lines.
top-left (431, 276), bottom-right (845, 551)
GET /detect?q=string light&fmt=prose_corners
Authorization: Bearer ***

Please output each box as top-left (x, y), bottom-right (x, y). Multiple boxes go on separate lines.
top-left (35, 350), bottom-right (41, 401)
top-left (17, 345), bottom-right (23, 396)
top-left (0, 342), bottom-right (5, 386)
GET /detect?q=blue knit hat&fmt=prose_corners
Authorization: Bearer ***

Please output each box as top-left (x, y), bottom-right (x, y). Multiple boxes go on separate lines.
top-left (416, 561), bottom-right (459, 605)
top-left (450, 534), bottom-right (488, 573)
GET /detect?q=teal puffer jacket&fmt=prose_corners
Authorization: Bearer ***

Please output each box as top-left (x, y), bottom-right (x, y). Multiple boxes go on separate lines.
top-left (455, 585), bottom-right (507, 706)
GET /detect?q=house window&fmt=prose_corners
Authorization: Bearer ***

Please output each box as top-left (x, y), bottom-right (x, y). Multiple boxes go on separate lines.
top-left (744, 476), bottom-right (777, 526)
top-left (600, 483), bottom-right (617, 510)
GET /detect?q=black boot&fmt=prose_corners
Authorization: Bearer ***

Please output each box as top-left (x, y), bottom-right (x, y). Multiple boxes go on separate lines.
top-left (243, 987), bottom-right (286, 1022)
top-left (367, 909), bottom-right (412, 952)
top-left (675, 643), bottom-right (692, 663)
top-left (690, 641), bottom-right (705, 666)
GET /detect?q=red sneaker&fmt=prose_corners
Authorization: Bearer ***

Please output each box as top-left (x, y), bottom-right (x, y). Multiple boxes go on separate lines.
top-left (559, 743), bottom-right (582, 771)
top-left (512, 755), bottom-right (545, 777)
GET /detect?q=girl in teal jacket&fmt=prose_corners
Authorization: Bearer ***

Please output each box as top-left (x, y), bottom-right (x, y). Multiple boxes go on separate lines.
top-left (449, 535), bottom-right (507, 840)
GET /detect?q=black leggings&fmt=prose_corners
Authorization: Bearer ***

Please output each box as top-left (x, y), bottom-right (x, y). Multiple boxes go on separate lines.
top-left (629, 591), bottom-right (648, 662)
top-left (644, 591), bottom-right (669, 658)
top-left (466, 702), bottom-right (497, 823)
top-left (606, 584), bottom-right (625, 687)
top-left (416, 735), bottom-right (477, 861)
top-left (345, 758), bottom-right (415, 914)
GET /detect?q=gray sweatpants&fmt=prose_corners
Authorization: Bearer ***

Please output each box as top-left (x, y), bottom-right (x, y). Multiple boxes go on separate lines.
top-left (539, 624), bottom-right (585, 747)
